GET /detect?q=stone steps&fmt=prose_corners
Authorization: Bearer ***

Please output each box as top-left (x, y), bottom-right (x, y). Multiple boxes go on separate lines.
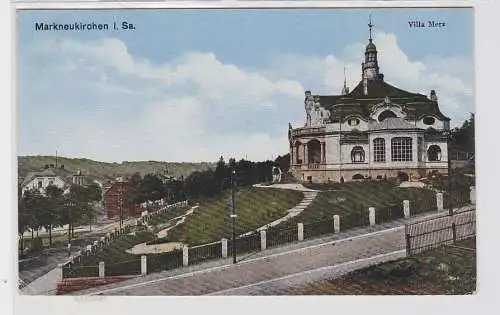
top-left (240, 188), bottom-right (319, 236)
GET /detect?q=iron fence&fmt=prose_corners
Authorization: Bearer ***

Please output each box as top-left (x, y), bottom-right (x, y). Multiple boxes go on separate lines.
top-left (341, 208), bottom-right (370, 230)
top-left (62, 265), bottom-right (99, 279)
top-left (228, 233), bottom-right (261, 256)
top-left (444, 189), bottom-right (471, 209)
top-left (188, 241), bottom-right (222, 265)
top-left (267, 226), bottom-right (298, 248)
top-left (147, 250), bottom-right (183, 273)
top-left (405, 208), bottom-right (476, 255)
top-left (106, 259), bottom-right (142, 277)
top-left (376, 204), bottom-right (403, 224)
top-left (304, 219), bottom-right (334, 239)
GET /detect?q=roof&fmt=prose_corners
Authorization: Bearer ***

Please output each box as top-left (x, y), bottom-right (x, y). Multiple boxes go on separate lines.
top-left (21, 167), bottom-right (72, 187)
top-left (369, 117), bottom-right (423, 131)
top-left (365, 40), bottom-right (377, 53)
top-left (20, 167), bottom-right (93, 187)
top-left (318, 79), bottom-right (450, 121)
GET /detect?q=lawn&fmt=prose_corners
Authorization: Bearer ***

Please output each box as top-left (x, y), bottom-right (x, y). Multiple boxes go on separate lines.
top-left (148, 206), bottom-right (191, 228)
top-left (281, 181), bottom-right (437, 230)
top-left (165, 186), bottom-right (304, 245)
top-left (63, 187), bottom-right (303, 277)
top-left (285, 238), bottom-right (476, 295)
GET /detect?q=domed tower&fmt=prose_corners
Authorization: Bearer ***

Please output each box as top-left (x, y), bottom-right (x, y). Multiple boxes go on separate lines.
top-left (361, 15), bottom-right (381, 81)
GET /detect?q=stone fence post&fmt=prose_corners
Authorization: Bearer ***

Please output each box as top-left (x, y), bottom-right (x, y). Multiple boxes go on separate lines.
top-left (369, 207), bottom-right (376, 226)
top-left (297, 223), bottom-right (304, 241)
top-left (470, 186), bottom-right (476, 204)
top-left (260, 230), bottom-right (267, 250)
top-left (333, 215), bottom-right (340, 233)
top-left (98, 261), bottom-right (105, 278)
top-left (182, 245), bottom-right (189, 267)
top-left (56, 263), bottom-right (64, 282)
top-left (221, 238), bottom-right (228, 258)
top-left (436, 192), bottom-right (444, 211)
top-left (403, 200), bottom-right (410, 219)
top-left (141, 255), bottom-right (147, 276)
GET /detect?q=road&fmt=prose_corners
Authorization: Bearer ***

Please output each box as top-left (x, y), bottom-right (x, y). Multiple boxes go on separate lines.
top-left (79, 207), bottom-right (474, 296)
top-left (87, 227), bottom-right (406, 295)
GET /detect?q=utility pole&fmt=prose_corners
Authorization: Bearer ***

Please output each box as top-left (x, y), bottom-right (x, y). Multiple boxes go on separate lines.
top-left (230, 169), bottom-right (237, 264)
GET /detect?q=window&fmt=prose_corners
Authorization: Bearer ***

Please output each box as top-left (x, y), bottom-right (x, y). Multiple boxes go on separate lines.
top-left (373, 138), bottom-right (385, 162)
top-left (348, 118), bottom-right (360, 126)
top-left (391, 137), bottom-right (413, 161)
top-left (352, 174), bottom-right (364, 180)
top-left (37, 181), bottom-right (43, 188)
top-left (378, 110), bottom-right (397, 122)
top-left (423, 116), bottom-right (436, 125)
top-left (427, 145), bottom-right (442, 161)
top-left (351, 146), bottom-right (365, 163)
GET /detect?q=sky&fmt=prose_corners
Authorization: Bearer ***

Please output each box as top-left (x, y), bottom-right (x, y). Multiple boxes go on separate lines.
top-left (16, 8), bottom-right (474, 163)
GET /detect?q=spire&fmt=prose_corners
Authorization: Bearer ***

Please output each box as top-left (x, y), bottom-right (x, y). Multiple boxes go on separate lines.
top-left (341, 66), bottom-right (350, 95)
top-left (362, 14), bottom-right (380, 81)
top-left (368, 14), bottom-right (374, 42)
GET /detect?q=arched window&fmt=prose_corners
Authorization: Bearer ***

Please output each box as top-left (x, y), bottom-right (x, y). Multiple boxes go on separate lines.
top-left (378, 110), bottom-right (397, 122)
top-left (391, 137), bottom-right (413, 161)
top-left (373, 138), bottom-right (385, 162)
top-left (307, 139), bottom-right (321, 164)
top-left (351, 146), bottom-right (365, 163)
top-left (352, 174), bottom-right (364, 180)
top-left (427, 145), bottom-right (442, 161)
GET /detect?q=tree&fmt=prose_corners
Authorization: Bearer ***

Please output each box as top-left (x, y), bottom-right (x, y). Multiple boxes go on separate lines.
top-left (451, 113), bottom-right (475, 156)
top-left (61, 184), bottom-right (89, 239)
top-left (183, 170), bottom-right (219, 199)
top-left (139, 174), bottom-right (165, 202)
top-left (214, 156), bottom-right (230, 190)
top-left (22, 189), bottom-right (43, 240)
top-left (18, 186), bottom-right (30, 253)
top-left (43, 185), bottom-right (64, 246)
top-left (126, 172), bottom-right (143, 205)
top-left (274, 153), bottom-right (291, 172)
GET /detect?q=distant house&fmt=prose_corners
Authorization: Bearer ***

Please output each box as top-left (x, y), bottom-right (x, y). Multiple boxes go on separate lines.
top-left (21, 166), bottom-right (89, 196)
top-left (103, 177), bottom-right (138, 218)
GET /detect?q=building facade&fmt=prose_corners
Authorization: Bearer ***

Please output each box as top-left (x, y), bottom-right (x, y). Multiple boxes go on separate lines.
top-left (21, 166), bottom-right (88, 196)
top-left (289, 22), bottom-right (450, 183)
top-left (103, 178), bottom-right (138, 218)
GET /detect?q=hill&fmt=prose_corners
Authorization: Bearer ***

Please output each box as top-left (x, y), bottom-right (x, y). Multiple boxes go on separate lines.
top-left (17, 156), bottom-right (216, 183)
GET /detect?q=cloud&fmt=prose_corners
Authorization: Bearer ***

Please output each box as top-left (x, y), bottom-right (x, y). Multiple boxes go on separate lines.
top-left (268, 31), bottom-right (473, 124)
top-left (18, 33), bottom-right (473, 162)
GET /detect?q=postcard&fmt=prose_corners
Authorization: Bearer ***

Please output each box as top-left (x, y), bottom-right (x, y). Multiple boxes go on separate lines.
top-left (15, 6), bottom-right (476, 298)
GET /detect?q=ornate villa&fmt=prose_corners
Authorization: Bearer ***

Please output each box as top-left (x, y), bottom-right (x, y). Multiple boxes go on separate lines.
top-left (288, 19), bottom-right (450, 183)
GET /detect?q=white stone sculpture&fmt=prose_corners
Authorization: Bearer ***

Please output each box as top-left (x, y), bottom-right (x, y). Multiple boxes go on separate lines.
top-left (304, 91), bottom-right (314, 126)
top-left (272, 166), bottom-right (282, 183)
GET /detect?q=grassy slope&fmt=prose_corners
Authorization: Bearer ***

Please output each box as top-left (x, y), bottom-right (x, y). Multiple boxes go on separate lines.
top-left (288, 238), bottom-right (476, 295)
top-left (149, 206), bottom-right (191, 228)
top-left (18, 155), bottom-right (215, 182)
top-left (69, 187), bottom-right (304, 273)
top-left (283, 182), bottom-right (437, 228)
top-left (166, 187), bottom-right (304, 245)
